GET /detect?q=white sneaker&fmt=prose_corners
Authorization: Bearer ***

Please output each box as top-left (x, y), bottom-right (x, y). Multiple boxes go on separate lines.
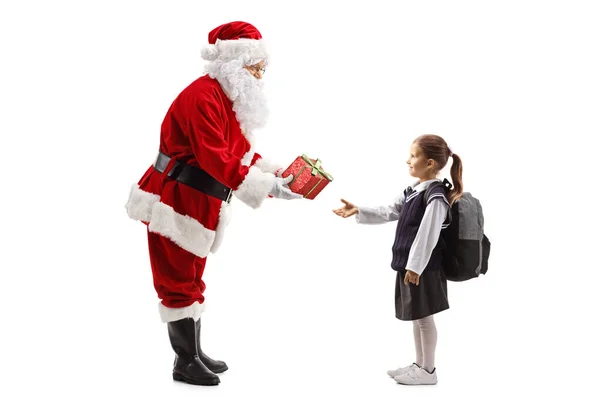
top-left (394, 367), bottom-right (438, 385)
top-left (387, 363), bottom-right (420, 378)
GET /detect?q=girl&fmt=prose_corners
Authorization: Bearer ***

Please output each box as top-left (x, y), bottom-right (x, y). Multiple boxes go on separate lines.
top-left (333, 134), bottom-right (463, 385)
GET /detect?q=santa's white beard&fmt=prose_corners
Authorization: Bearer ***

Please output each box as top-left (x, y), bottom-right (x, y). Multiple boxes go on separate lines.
top-left (204, 59), bottom-right (269, 134)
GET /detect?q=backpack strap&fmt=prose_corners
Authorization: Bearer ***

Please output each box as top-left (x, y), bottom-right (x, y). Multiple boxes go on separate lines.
top-left (423, 179), bottom-right (453, 226)
top-left (423, 178), bottom-right (452, 207)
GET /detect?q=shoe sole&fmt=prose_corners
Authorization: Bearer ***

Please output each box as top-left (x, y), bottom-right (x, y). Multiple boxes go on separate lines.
top-left (173, 372), bottom-right (220, 386)
top-left (209, 365), bottom-right (228, 374)
top-left (395, 381), bottom-right (437, 385)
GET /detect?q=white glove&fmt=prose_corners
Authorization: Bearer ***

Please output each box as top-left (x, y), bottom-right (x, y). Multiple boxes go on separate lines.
top-left (269, 174), bottom-right (303, 200)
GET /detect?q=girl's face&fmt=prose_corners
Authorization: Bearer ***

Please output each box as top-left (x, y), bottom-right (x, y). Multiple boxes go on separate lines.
top-left (406, 142), bottom-right (436, 181)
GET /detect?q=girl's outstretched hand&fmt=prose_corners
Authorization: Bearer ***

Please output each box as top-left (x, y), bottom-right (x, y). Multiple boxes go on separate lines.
top-left (333, 198), bottom-right (359, 218)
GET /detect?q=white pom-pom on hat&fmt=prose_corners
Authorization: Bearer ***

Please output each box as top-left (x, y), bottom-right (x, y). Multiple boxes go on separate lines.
top-left (201, 44), bottom-right (219, 61)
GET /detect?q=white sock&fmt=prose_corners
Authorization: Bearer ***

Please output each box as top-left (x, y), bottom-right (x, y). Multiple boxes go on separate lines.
top-left (413, 320), bottom-right (423, 367)
top-left (416, 315), bottom-right (437, 373)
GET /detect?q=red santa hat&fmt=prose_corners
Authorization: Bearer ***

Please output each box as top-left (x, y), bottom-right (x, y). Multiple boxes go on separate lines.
top-left (201, 21), bottom-right (268, 64)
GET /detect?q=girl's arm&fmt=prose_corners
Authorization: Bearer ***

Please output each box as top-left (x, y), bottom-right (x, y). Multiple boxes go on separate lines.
top-left (355, 193), bottom-right (406, 224)
top-left (405, 198), bottom-right (450, 275)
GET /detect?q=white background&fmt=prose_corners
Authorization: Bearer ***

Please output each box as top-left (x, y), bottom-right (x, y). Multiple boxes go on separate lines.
top-left (1, 0), bottom-right (599, 399)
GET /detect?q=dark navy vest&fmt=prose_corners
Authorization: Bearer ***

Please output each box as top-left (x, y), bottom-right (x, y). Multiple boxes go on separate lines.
top-left (390, 184), bottom-right (448, 272)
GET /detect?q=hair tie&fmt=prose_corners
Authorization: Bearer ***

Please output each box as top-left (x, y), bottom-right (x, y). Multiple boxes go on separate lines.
top-left (448, 147), bottom-right (454, 157)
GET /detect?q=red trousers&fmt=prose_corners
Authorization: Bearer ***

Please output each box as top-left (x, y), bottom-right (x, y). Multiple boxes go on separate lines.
top-left (147, 229), bottom-right (207, 311)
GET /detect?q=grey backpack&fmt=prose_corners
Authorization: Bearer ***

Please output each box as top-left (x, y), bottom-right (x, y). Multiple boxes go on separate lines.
top-left (424, 179), bottom-right (490, 281)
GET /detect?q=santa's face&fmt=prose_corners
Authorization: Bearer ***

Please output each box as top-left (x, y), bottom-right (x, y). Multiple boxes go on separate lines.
top-left (204, 58), bottom-right (269, 133)
top-left (244, 61), bottom-right (266, 79)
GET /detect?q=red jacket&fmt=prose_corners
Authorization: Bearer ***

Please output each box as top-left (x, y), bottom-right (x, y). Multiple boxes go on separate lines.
top-left (125, 75), bottom-right (280, 257)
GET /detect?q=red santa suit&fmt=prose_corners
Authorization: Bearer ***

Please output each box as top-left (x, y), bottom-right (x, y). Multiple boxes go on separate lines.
top-left (125, 22), bottom-right (282, 323)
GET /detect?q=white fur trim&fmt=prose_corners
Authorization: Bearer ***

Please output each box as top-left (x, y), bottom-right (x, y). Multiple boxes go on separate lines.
top-left (125, 184), bottom-right (160, 221)
top-left (240, 150), bottom-right (255, 166)
top-left (159, 301), bottom-right (205, 323)
top-left (148, 201), bottom-right (215, 258)
top-left (254, 157), bottom-right (283, 174)
top-left (201, 38), bottom-right (268, 64)
top-left (126, 185), bottom-right (233, 255)
top-left (240, 130), bottom-right (256, 166)
top-left (210, 202), bottom-right (231, 253)
top-left (234, 166), bottom-right (275, 209)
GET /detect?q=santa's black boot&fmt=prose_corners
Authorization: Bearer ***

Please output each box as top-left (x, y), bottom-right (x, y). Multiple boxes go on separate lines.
top-left (195, 317), bottom-right (228, 373)
top-left (167, 318), bottom-right (220, 386)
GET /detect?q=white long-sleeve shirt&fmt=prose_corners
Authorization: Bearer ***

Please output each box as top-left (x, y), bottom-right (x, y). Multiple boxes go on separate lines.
top-left (355, 179), bottom-right (450, 275)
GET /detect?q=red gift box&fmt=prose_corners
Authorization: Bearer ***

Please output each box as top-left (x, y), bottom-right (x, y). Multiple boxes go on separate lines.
top-left (281, 154), bottom-right (333, 199)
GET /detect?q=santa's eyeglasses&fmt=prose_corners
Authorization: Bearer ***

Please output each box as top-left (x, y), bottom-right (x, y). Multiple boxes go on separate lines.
top-left (247, 65), bottom-right (266, 75)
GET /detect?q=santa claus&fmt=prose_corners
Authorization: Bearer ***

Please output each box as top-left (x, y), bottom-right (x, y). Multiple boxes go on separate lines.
top-left (125, 21), bottom-right (302, 386)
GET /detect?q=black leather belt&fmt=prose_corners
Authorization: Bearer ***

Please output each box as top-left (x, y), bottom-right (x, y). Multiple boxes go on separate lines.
top-left (153, 152), bottom-right (233, 203)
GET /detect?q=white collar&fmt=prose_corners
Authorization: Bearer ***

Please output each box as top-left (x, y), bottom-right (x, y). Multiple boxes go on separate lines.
top-left (410, 178), bottom-right (441, 193)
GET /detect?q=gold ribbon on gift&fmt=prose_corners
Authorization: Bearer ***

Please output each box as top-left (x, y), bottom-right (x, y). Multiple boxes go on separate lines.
top-left (301, 154), bottom-right (334, 181)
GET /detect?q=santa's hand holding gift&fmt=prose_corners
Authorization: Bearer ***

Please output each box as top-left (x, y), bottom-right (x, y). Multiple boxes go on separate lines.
top-left (125, 21), bottom-right (302, 386)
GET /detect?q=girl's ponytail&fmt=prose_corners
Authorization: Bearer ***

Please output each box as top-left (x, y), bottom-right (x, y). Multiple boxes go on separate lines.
top-left (448, 153), bottom-right (463, 206)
